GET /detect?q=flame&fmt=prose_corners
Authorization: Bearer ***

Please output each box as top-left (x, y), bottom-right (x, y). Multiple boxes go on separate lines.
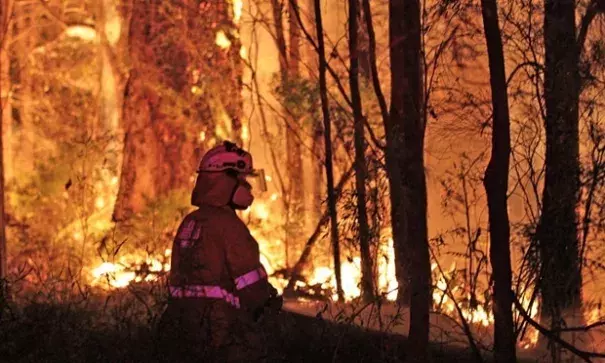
top-left (252, 202), bottom-right (270, 220)
top-left (90, 251), bottom-right (171, 289)
top-left (191, 85), bottom-right (202, 95)
top-left (199, 131), bottom-right (206, 142)
top-left (65, 25), bottom-right (98, 41)
top-left (215, 31), bottom-right (232, 49)
top-left (229, 0), bottom-right (243, 23)
top-left (95, 197), bottom-right (105, 210)
top-left (86, 187), bottom-right (594, 352)
top-left (241, 124), bottom-right (250, 142)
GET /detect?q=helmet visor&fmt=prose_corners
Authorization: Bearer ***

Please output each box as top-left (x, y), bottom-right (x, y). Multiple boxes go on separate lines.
top-left (247, 169), bottom-right (268, 192)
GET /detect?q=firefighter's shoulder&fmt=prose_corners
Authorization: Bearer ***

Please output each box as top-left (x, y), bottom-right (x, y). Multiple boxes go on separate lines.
top-left (188, 205), bottom-right (245, 226)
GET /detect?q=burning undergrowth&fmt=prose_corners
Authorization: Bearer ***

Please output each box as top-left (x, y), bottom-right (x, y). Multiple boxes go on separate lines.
top-left (2, 157), bottom-right (604, 360)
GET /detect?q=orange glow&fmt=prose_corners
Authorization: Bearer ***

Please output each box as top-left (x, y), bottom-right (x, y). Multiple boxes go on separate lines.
top-left (215, 31), bottom-right (231, 49)
top-left (228, 0), bottom-right (243, 23)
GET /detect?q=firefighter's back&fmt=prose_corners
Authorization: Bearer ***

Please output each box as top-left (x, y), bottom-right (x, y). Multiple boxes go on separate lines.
top-left (157, 205), bottom-right (264, 362)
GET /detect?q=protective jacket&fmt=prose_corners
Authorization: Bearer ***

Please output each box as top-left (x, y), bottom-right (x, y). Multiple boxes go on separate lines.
top-left (157, 172), bottom-right (274, 362)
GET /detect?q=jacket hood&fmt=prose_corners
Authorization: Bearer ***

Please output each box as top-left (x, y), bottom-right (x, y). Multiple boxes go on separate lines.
top-left (191, 172), bottom-right (238, 207)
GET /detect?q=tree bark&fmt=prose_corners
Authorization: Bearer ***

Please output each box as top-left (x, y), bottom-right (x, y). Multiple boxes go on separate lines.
top-left (479, 0), bottom-right (516, 361)
top-left (271, 0), bottom-right (289, 83)
top-left (314, 0), bottom-right (343, 301)
top-left (539, 0), bottom-right (582, 343)
top-left (114, 0), bottom-right (240, 220)
top-left (311, 117), bottom-right (323, 230)
top-left (285, 0), bottom-right (304, 268)
top-left (0, 0), bottom-right (12, 299)
top-left (390, 0), bottom-right (430, 360)
top-left (357, 0), bottom-right (372, 81)
top-left (349, 0), bottom-right (374, 302)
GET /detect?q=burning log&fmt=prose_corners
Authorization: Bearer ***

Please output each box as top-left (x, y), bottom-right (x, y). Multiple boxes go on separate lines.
top-left (283, 165), bottom-right (354, 297)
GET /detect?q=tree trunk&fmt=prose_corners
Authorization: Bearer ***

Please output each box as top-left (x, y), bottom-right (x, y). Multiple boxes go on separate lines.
top-left (114, 2), bottom-right (164, 220)
top-left (0, 0), bottom-right (12, 299)
top-left (360, 0), bottom-right (408, 304)
top-left (11, 2), bottom-right (34, 176)
top-left (269, 0), bottom-right (293, 267)
top-left (383, 0), bottom-right (410, 306)
top-left (349, 0), bottom-right (374, 302)
top-left (114, 0), bottom-right (239, 220)
top-left (357, 0), bottom-right (372, 81)
top-left (223, 4), bottom-right (244, 146)
top-left (314, 0), bottom-right (343, 301)
top-left (271, 0), bottom-right (288, 83)
top-left (479, 0), bottom-right (516, 361)
top-left (390, 0), bottom-right (430, 360)
top-left (0, 4), bottom-right (11, 184)
top-left (303, 0), bottom-right (323, 235)
top-left (311, 116), bottom-right (323, 232)
top-left (285, 0), bottom-right (304, 268)
top-left (539, 0), bottom-right (582, 347)
top-left (98, 0), bottom-right (128, 215)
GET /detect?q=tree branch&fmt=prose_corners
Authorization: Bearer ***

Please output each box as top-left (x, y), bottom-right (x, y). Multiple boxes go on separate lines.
top-left (283, 165), bottom-right (355, 294)
top-left (577, 0), bottom-right (601, 57)
top-left (288, 0), bottom-right (353, 109)
top-left (512, 293), bottom-right (605, 362)
top-left (362, 0), bottom-right (389, 129)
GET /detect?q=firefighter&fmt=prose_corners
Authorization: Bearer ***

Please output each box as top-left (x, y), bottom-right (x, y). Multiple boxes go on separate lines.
top-left (157, 141), bottom-right (282, 362)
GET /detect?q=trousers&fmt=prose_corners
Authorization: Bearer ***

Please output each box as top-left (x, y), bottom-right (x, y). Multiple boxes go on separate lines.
top-left (156, 298), bottom-right (266, 362)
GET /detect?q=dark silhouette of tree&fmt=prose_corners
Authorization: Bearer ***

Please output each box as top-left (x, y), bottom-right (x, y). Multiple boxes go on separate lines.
top-left (349, 0), bottom-right (374, 302)
top-left (314, 0), bottom-right (343, 301)
top-left (479, 0), bottom-right (516, 360)
top-left (390, 0), bottom-right (431, 359)
top-left (0, 0), bottom-right (12, 300)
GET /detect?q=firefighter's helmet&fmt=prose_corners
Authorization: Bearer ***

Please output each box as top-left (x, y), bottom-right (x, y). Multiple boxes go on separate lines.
top-left (198, 141), bottom-right (255, 175)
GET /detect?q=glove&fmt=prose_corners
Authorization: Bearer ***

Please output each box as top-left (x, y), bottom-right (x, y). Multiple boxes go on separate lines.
top-left (252, 286), bottom-right (283, 322)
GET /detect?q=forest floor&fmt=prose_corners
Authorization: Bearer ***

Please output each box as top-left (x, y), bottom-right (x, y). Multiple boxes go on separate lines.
top-left (0, 295), bottom-right (545, 363)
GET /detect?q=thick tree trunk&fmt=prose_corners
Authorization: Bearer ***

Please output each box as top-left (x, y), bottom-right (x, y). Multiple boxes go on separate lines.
top-left (539, 0), bottom-right (582, 345)
top-left (114, 0), bottom-right (240, 219)
top-left (0, 60), bottom-right (5, 299)
top-left (285, 0), bottom-right (304, 268)
top-left (390, 0), bottom-right (430, 360)
top-left (114, 2), bottom-right (164, 220)
top-left (479, 0), bottom-right (516, 361)
top-left (270, 0), bottom-right (293, 267)
top-left (98, 0), bottom-right (128, 215)
top-left (383, 0), bottom-right (410, 306)
top-left (223, 5), bottom-right (244, 145)
top-left (0, 12), bottom-right (11, 184)
top-left (314, 0), bottom-right (343, 301)
top-left (0, 0), bottom-right (12, 299)
top-left (349, 0), bottom-right (374, 302)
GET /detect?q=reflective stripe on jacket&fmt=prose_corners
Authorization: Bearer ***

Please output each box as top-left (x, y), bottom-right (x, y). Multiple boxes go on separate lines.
top-left (168, 204), bottom-right (272, 313)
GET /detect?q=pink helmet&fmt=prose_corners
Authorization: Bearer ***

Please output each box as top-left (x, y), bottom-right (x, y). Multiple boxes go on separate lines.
top-left (198, 141), bottom-right (255, 175)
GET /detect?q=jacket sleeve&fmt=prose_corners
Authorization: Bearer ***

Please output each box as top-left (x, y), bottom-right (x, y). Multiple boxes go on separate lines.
top-left (221, 214), bottom-right (274, 312)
